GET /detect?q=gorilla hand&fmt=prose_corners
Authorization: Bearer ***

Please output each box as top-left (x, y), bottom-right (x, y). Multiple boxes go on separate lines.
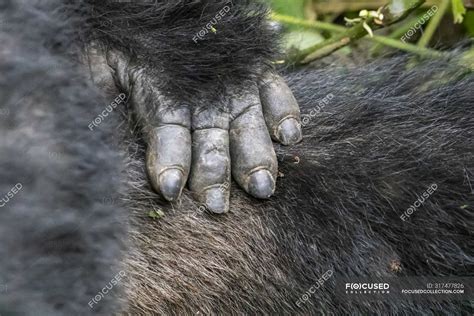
top-left (86, 46), bottom-right (302, 214)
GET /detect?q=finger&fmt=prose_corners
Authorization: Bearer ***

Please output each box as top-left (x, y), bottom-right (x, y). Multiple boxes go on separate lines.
top-left (146, 119), bottom-right (191, 202)
top-left (259, 71), bottom-right (302, 145)
top-left (229, 86), bottom-right (278, 199)
top-left (189, 107), bottom-right (231, 214)
top-left (129, 71), bottom-right (192, 202)
top-left (104, 50), bottom-right (192, 202)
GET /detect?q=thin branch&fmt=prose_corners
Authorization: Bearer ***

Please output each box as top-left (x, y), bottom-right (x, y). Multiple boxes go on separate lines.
top-left (271, 12), bottom-right (344, 33)
top-left (372, 35), bottom-right (444, 57)
top-left (283, 0), bottom-right (427, 63)
top-left (272, 12), bottom-right (446, 62)
top-left (297, 19), bottom-right (374, 63)
top-left (417, 0), bottom-right (450, 47)
top-left (370, 14), bottom-right (427, 55)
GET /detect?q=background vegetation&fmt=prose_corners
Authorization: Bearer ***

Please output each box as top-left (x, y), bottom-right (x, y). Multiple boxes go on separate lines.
top-left (268, 0), bottom-right (474, 66)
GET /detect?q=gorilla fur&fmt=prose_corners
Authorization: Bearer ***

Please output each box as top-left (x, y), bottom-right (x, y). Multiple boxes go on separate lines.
top-left (76, 0), bottom-right (278, 103)
top-left (122, 56), bottom-right (474, 315)
top-left (0, 1), bottom-right (127, 315)
top-left (1, 0), bottom-right (473, 315)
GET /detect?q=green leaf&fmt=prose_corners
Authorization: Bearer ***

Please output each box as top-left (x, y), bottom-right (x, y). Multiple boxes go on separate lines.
top-left (451, 0), bottom-right (466, 24)
top-left (387, 0), bottom-right (425, 22)
top-left (269, 0), bottom-right (306, 18)
top-left (283, 30), bottom-right (324, 52)
top-left (464, 11), bottom-right (474, 36)
top-left (148, 209), bottom-right (165, 219)
top-left (269, 0), bottom-right (324, 52)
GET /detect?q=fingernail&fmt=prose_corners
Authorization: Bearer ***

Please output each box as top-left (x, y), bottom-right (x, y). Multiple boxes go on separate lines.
top-left (203, 187), bottom-right (229, 214)
top-left (159, 169), bottom-right (184, 202)
top-left (248, 170), bottom-right (275, 199)
top-left (277, 118), bottom-right (302, 145)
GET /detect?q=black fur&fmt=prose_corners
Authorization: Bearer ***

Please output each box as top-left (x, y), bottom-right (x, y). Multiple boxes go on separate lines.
top-left (0, 1), bottom-right (127, 314)
top-left (1, 0), bottom-right (473, 315)
top-left (122, 56), bottom-right (474, 314)
top-left (76, 0), bottom-right (278, 103)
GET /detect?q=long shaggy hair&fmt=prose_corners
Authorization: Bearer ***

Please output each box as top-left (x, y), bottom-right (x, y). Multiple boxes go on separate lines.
top-left (76, 0), bottom-right (278, 102)
top-left (0, 0), bottom-right (472, 315)
top-left (122, 56), bottom-right (474, 314)
top-left (0, 1), bottom-right (127, 315)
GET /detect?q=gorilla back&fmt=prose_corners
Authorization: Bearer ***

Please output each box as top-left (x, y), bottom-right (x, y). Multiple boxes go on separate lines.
top-left (122, 56), bottom-right (474, 315)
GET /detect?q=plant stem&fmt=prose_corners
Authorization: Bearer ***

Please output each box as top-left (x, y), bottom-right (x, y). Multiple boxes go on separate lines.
top-left (271, 12), bottom-right (344, 33)
top-left (297, 19), bottom-right (374, 63)
top-left (417, 0), bottom-right (450, 47)
top-left (289, 0), bottom-right (426, 63)
top-left (372, 35), bottom-right (445, 57)
top-left (370, 14), bottom-right (426, 56)
top-left (272, 13), bottom-right (446, 62)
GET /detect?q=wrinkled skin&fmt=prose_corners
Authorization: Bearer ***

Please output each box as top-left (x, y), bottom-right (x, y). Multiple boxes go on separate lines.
top-left (85, 44), bottom-right (302, 213)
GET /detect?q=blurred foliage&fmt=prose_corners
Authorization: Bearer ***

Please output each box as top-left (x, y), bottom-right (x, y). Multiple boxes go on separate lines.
top-left (452, 0), bottom-right (467, 23)
top-left (268, 0), bottom-right (474, 62)
top-left (283, 30), bottom-right (325, 51)
top-left (465, 11), bottom-right (474, 34)
top-left (270, 0), bottom-right (306, 18)
top-left (269, 0), bottom-right (325, 52)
